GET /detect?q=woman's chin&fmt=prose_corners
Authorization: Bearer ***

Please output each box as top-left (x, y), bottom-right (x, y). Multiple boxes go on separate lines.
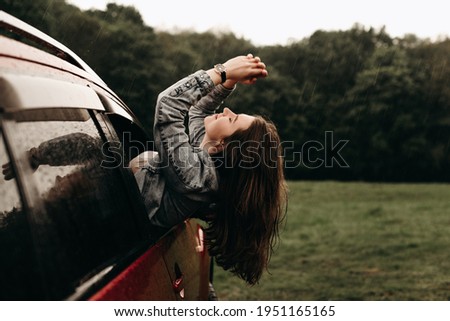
top-left (204, 115), bottom-right (215, 126)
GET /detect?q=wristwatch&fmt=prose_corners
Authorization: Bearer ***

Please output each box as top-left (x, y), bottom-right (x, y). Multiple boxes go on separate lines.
top-left (214, 63), bottom-right (227, 83)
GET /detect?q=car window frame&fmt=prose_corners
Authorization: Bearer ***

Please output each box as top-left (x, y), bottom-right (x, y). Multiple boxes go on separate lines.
top-left (1, 106), bottom-right (156, 300)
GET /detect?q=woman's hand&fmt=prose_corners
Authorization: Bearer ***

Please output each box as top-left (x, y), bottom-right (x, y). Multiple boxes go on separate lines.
top-left (2, 149), bottom-right (40, 181)
top-left (207, 54), bottom-right (268, 87)
top-left (224, 54), bottom-right (268, 84)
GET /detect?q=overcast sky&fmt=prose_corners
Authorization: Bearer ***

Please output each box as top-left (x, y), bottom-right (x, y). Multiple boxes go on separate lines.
top-left (68, 0), bottom-right (449, 46)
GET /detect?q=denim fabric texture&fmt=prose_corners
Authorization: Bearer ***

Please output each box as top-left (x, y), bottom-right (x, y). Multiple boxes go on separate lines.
top-left (135, 70), bottom-right (235, 228)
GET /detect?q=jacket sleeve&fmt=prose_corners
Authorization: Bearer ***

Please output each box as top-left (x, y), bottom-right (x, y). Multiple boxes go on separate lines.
top-left (188, 84), bottom-right (235, 148)
top-left (153, 70), bottom-right (219, 194)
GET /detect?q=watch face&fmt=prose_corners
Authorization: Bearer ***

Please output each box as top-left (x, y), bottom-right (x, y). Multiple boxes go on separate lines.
top-left (215, 64), bottom-right (225, 72)
top-left (214, 64), bottom-right (227, 83)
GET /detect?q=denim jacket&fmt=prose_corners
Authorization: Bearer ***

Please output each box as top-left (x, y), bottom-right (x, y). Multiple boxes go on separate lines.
top-left (134, 70), bottom-right (234, 228)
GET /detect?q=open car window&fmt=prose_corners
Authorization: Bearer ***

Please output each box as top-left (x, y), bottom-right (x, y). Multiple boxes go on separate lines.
top-left (1, 108), bottom-right (146, 299)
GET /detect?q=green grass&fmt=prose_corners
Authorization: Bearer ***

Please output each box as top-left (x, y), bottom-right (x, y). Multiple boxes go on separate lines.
top-left (213, 181), bottom-right (450, 300)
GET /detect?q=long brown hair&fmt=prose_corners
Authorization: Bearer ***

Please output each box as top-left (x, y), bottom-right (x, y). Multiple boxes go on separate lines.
top-left (205, 116), bottom-right (288, 285)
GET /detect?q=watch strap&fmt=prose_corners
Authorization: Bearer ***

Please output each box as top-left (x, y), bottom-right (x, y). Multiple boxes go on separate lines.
top-left (214, 64), bottom-right (227, 83)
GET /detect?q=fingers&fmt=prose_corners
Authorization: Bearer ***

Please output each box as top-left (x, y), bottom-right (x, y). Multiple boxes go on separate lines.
top-left (2, 162), bottom-right (14, 181)
top-left (224, 54), bottom-right (268, 84)
top-left (257, 61), bottom-right (266, 70)
top-left (246, 54), bottom-right (263, 65)
top-left (246, 54), bottom-right (266, 72)
top-left (240, 69), bottom-right (268, 85)
top-left (248, 60), bottom-right (268, 77)
top-left (238, 56), bottom-right (268, 85)
top-left (246, 53), bottom-right (261, 62)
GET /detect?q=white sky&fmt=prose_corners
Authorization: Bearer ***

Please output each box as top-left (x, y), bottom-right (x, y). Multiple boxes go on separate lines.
top-left (68, 0), bottom-right (449, 46)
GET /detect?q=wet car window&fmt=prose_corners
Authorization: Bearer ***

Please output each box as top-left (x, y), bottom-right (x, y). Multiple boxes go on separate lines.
top-left (0, 133), bottom-right (21, 220)
top-left (0, 131), bottom-right (42, 299)
top-left (107, 113), bottom-right (150, 164)
top-left (3, 109), bottom-right (144, 299)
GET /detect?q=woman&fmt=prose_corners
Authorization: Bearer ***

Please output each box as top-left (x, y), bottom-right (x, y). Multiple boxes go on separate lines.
top-left (134, 54), bottom-right (287, 285)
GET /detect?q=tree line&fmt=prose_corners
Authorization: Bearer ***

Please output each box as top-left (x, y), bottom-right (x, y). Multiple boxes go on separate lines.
top-left (2, 0), bottom-right (450, 182)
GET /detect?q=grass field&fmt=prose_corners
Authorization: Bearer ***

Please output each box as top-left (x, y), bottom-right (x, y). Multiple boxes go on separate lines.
top-left (213, 181), bottom-right (450, 300)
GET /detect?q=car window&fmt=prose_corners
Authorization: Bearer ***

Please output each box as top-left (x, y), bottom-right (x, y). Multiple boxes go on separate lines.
top-left (0, 129), bottom-right (43, 300)
top-left (107, 113), bottom-right (151, 165)
top-left (2, 108), bottom-right (145, 299)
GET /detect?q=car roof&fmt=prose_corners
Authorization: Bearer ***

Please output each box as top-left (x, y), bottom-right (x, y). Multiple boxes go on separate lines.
top-left (0, 10), bottom-right (105, 85)
top-left (0, 10), bottom-right (143, 126)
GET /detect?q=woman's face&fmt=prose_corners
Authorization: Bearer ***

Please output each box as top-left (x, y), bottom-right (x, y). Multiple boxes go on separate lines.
top-left (204, 107), bottom-right (255, 143)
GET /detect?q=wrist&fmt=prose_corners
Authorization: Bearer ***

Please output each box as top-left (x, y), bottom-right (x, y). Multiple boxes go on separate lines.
top-left (206, 69), bottom-right (222, 85)
top-left (222, 79), bottom-right (237, 89)
top-left (213, 63), bottom-right (227, 83)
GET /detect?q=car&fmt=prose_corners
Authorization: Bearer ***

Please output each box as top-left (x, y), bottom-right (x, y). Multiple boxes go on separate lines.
top-left (0, 10), bottom-right (214, 301)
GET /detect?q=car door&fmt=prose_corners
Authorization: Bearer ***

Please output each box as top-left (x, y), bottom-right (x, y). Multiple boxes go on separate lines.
top-left (1, 105), bottom-right (152, 299)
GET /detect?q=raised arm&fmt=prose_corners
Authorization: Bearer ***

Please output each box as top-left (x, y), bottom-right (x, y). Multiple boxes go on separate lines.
top-left (188, 84), bottom-right (235, 148)
top-left (153, 70), bottom-right (217, 193)
top-left (189, 54), bottom-right (268, 147)
top-left (153, 55), bottom-right (267, 193)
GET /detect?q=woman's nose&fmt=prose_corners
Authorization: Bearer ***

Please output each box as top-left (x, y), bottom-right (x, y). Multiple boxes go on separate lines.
top-left (223, 107), bottom-right (235, 116)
